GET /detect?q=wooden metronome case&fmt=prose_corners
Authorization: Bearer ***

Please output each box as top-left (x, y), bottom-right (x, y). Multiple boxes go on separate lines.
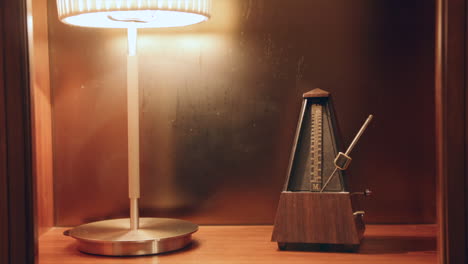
top-left (271, 89), bottom-right (365, 249)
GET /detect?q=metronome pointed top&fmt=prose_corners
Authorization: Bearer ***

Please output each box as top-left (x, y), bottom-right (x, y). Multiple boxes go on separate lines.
top-left (303, 88), bottom-right (330, 98)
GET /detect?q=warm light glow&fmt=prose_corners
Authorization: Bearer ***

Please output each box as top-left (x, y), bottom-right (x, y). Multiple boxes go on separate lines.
top-left (57, 0), bottom-right (211, 28)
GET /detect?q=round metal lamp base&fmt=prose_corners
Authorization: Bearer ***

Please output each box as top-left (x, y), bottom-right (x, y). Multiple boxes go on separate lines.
top-left (67, 218), bottom-right (198, 256)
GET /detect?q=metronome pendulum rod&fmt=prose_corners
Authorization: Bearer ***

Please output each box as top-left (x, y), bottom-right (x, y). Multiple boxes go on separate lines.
top-left (320, 115), bottom-right (373, 192)
top-left (127, 25), bottom-right (140, 230)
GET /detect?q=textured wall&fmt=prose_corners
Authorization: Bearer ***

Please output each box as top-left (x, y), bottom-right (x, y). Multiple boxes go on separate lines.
top-left (48, 0), bottom-right (436, 225)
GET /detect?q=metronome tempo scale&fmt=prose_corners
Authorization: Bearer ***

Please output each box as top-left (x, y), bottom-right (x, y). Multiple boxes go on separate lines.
top-left (272, 88), bottom-right (373, 250)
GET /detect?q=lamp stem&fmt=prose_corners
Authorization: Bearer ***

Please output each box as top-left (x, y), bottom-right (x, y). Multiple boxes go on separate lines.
top-left (128, 26), bottom-right (137, 56)
top-left (127, 26), bottom-right (140, 230)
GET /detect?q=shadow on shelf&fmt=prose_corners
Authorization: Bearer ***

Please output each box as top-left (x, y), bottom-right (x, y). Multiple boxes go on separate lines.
top-left (274, 236), bottom-right (436, 254)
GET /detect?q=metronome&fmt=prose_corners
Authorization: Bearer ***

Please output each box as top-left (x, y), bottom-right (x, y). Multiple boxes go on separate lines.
top-left (271, 88), bottom-right (373, 250)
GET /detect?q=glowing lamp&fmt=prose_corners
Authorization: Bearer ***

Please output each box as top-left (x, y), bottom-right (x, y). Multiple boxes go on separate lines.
top-left (57, 0), bottom-right (211, 256)
top-left (57, 0), bottom-right (210, 28)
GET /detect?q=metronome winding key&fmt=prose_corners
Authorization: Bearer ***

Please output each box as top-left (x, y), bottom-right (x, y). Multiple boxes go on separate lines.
top-left (351, 189), bottom-right (373, 196)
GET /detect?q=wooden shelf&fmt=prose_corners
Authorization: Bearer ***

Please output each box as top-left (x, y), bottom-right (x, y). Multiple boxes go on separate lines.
top-left (39, 225), bottom-right (437, 264)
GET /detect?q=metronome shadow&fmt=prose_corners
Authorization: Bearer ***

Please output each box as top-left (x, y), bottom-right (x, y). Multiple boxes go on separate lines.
top-left (276, 243), bottom-right (360, 253)
top-left (275, 236), bottom-right (436, 254)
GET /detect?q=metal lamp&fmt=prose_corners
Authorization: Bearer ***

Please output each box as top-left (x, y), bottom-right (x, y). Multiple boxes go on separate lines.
top-left (56, 0), bottom-right (211, 256)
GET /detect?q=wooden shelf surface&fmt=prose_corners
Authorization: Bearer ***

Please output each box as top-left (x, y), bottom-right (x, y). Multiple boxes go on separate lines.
top-left (39, 225), bottom-right (437, 264)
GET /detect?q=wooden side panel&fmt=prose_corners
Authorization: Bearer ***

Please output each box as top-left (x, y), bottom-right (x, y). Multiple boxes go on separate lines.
top-left (435, 0), bottom-right (468, 263)
top-left (1, 0), bottom-right (35, 263)
top-left (272, 192), bottom-right (362, 245)
top-left (0, 9), bottom-right (10, 264)
top-left (29, 0), bottom-right (54, 236)
top-left (464, 0), bottom-right (468, 260)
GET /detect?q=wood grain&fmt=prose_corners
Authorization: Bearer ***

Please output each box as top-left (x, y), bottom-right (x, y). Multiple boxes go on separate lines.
top-left (38, 225), bottom-right (436, 264)
top-left (272, 192), bottom-right (364, 245)
top-left (0, 0), bottom-right (36, 263)
top-left (0, 6), bottom-right (10, 264)
top-left (303, 88), bottom-right (330, 98)
top-left (29, 0), bottom-right (54, 237)
top-left (435, 0), bottom-right (468, 263)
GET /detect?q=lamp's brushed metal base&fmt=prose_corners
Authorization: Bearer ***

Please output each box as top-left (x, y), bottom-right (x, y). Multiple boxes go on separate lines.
top-left (67, 218), bottom-right (198, 256)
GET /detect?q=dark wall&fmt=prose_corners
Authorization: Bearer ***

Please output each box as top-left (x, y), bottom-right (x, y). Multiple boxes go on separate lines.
top-left (48, 0), bottom-right (436, 225)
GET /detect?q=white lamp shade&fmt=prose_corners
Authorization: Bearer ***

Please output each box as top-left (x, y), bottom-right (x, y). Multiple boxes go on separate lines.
top-left (57, 0), bottom-right (211, 28)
